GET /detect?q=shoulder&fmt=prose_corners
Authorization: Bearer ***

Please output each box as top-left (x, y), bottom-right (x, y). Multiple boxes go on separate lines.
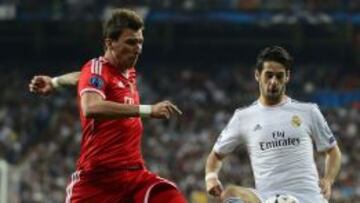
top-left (288, 98), bottom-right (318, 112)
top-left (81, 57), bottom-right (112, 77)
top-left (233, 100), bottom-right (259, 117)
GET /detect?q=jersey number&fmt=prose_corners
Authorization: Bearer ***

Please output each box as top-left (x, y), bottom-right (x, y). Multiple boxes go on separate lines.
top-left (124, 96), bottom-right (134, 105)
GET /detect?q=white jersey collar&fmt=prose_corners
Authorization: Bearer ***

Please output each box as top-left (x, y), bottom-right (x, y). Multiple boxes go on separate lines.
top-left (258, 96), bottom-right (291, 109)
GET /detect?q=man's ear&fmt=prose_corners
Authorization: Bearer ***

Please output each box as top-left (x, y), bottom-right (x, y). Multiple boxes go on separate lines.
top-left (105, 38), bottom-right (112, 50)
top-left (255, 70), bottom-right (260, 82)
top-left (285, 70), bottom-right (290, 83)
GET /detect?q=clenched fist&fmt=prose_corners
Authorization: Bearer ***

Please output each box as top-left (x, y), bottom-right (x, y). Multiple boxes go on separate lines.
top-left (206, 174), bottom-right (223, 197)
top-left (29, 75), bottom-right (55, 96)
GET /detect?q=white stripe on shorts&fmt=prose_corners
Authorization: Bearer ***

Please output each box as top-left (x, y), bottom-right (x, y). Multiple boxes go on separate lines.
top-left (143, 178), bottom-right (178, 203)
top-left (65, 171), bottom-right (81, 203)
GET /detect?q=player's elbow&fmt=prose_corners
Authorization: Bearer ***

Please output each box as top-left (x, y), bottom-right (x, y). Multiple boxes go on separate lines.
top-left (333, 145), bottom-right (342, 160)
top-left (82, 104), bottom-right (100, 118)
top-left (82, 108), bottom-right (94, 118)
top-left (330, 145), bottom-right (341, 155)
top-left (326, 145), bottom-right (342, 161)
top-left (83, 110), bottom-right (95, 118)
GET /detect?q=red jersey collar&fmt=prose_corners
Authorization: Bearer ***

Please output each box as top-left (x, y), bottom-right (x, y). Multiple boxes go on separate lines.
top-left (100, 56), bottom-right (132, 79)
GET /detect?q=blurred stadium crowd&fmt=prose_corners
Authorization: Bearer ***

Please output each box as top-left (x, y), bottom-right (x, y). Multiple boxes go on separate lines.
top-left (0, 62), bottom-right (358, 202)
top-left (7, 0), bottom-right (360, 11)
top-left (0, 0), bottom-right (358, 21)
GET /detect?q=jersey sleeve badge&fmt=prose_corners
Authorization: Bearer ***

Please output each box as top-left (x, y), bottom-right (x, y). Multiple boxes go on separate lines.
top-left (89, 76), bottom-right (104, 89)
top-left (291, 115), bottom-right (302, 128)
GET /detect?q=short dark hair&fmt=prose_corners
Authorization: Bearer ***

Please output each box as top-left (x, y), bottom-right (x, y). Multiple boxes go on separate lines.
top-left (255, 46), bottom-right (293, 72)
top-left (103, 9), bottom-right (144, 40)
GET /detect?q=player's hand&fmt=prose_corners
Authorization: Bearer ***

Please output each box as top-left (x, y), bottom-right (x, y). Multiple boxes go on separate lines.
top-left (206, 176), bottom-right (223, 197)
top-left (151, 100), bottom-right (182, 119)
top-left (29, 75), bottom-right (54, 96)
top-left (319, 177), bottom-right (332, 200)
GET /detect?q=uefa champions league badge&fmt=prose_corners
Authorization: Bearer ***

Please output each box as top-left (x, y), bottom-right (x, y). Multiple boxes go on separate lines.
top-left (291, 115), bottom-right (302, 128)
top-left (89, 76), bottom-right (104, 89)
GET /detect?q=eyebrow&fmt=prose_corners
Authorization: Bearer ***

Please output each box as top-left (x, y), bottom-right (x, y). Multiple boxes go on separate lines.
top-left (264, 71), bottom-right (285, 74)
top-left (125, 37), bottom-right (143, 42)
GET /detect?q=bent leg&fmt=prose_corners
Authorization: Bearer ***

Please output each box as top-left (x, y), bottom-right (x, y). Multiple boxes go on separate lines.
top-left (221, 185), bottom-right (261, 203)
top-left (148, 183), bottom-right (187, 203)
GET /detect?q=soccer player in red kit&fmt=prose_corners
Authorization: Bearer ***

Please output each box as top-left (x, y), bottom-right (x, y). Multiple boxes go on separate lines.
top-left (29, 9), bottom-right (187, 203)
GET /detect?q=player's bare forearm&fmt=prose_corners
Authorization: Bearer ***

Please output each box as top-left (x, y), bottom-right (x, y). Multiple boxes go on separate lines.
top-left (29, 71), bottom-right (80, 96)
top-left (57, 71), bottom-right (80, 86)
top-left (205, 150), bottom-right (226, 196)
top-left (83, 101), bottom-right (141, 119)
top-left (323, 145), bottom-right (341, 183)
top-left (81, 92), bottom-right (141, 119)
top-left (81, 92), bottom-right (182, 119)
top-left (319, 145), bottom-right (341, 199)
top-left (206, 150), bottom-right (224, 174)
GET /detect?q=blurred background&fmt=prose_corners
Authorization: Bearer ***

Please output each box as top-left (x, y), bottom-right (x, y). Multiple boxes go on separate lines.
top-left (0, 0), bottom-right (359, 202)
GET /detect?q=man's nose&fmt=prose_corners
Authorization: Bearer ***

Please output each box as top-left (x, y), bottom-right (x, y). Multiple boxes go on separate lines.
top-left (269, 76), bottom-right (278, 85)
top-left (134, 43), bottom-right (142, 54)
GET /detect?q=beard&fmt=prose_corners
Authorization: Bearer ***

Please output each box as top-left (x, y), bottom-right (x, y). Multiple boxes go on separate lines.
top-left (261, 85), bottom-right (286, 103)
top-left (124, 56), bottom-right (138, 68)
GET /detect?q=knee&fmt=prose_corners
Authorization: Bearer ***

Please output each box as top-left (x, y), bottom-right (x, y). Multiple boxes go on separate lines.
top-left (221, 185), bottom-right (257, 203)
top-left (221, 185), bottom-right (241, 200)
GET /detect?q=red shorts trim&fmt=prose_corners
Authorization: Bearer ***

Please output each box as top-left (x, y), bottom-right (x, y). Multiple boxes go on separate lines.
top-left (142, 179), bottom-right (178, 203)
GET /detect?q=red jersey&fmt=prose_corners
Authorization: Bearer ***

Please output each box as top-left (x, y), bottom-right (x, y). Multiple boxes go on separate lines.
top-left (76, 57), bottom-right (144, 171)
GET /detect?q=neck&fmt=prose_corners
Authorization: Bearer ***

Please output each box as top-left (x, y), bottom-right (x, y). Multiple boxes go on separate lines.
top-left (104, 51), bottom-right (127, 72)
top-left (259, 94), bottom-right (287, 106)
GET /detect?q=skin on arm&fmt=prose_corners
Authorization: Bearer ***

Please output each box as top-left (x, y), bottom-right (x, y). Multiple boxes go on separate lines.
top-left (81, 92), bottom-right (182, 120)
top-left (319, 145), bottom-right (341, 200)
top-left (205, 150), bottom-right (225, 197)
top-left (29, 71), bottom-right (81, 95)
top-left (55, 71), bottom-right (81, 86)
top-left (206, 151), bottom-right (261, 203)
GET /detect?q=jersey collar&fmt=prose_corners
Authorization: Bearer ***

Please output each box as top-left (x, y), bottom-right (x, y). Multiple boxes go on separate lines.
top-left (100, 56), bottom-right (131, 79)
top-left (258, 96), bottom-right (291, 109)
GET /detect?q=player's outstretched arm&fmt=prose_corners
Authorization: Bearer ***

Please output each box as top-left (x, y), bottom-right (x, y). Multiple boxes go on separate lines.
top-left (29, 71), bottom-right (80, 96)
top-left (320, 145), bottom-right (341, 200)
top-left (81, 92), bottom-right (182, 119)
top-left (205, 150), bottom-right (225, 197)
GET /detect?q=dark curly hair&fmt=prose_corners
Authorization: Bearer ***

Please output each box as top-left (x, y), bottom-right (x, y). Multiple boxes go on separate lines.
top-left (255, 46), bottom-right (293, 73)
top-left (103, 8), bottom-right (144, 40)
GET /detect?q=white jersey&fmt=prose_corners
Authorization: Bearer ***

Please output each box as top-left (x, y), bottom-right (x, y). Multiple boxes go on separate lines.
top-left (214, 98), bottom-right (336, 203)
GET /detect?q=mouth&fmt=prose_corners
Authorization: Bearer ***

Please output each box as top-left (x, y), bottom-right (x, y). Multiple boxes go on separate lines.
top-left (130, 55), bottom-right (138, 61)
top-left (268, 88), bottom-right (279, 94)
top-left (269, 87), bottom-right (277, 91)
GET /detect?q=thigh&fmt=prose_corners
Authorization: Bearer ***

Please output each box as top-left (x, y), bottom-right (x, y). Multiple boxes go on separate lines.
top-left (66, 170), bottom-right (140, 203)
top-left (132, 171), bottom-right (185, 203)
top-left (147, 183), bottom-right (187, 203)
top-left (221, 185), bottom-right (262, 203)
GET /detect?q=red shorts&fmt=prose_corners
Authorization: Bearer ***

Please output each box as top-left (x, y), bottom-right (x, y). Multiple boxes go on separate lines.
top-left (65, 167), bottom-right (181, 203)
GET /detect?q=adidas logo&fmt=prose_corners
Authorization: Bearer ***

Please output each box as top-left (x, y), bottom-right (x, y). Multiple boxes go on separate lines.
top-left (253, 124), bottom-right (262, 131)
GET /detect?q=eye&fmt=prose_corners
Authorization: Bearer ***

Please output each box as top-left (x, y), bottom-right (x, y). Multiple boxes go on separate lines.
top-left (126, 40), bottom-right (137, 45)
top-left (276, 74), bottom-right (284, 80)
top-left (266, 73), bottom-right (274, 79)
top-left (126, 39), bottom-right (143, 46)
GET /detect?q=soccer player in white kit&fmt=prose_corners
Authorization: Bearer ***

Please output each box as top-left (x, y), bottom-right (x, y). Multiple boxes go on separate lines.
top-left (205, 46), bottom-right (342, 203)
